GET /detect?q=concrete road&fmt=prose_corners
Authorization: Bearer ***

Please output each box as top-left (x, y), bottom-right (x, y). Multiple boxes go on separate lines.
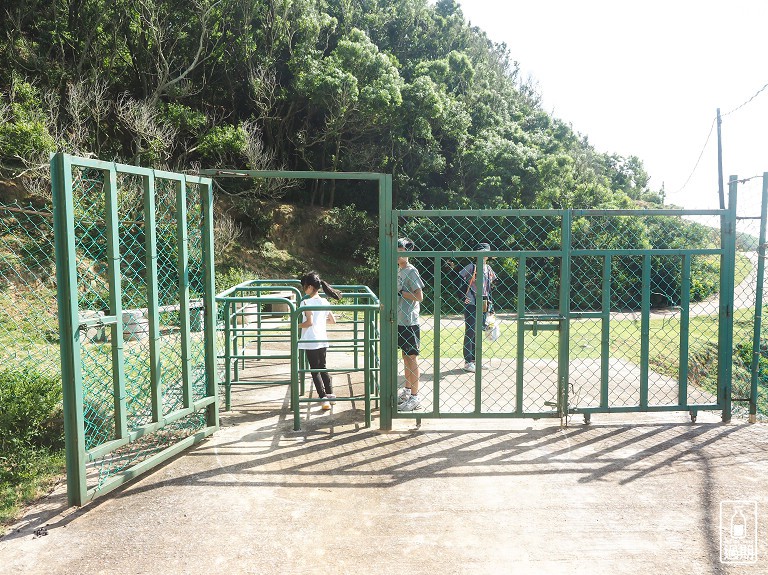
top-left (1, 381), bottom-right (767, 575)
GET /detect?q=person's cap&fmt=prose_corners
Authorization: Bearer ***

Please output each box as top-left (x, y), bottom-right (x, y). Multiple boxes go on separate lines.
top-left (397, 238), bottom-right (415, 251)
top-left (474, 242), bottom-right (491, 251)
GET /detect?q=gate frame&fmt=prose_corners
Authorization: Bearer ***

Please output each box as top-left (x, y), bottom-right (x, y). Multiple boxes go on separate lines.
top-left (383, 198), bottom-right (736, 429)
top-left (52, 153), bottom-right (219, 505)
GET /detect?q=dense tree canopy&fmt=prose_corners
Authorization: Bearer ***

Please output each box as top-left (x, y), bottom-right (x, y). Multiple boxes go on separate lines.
top-left (0, 0), bottom-right (660, 211)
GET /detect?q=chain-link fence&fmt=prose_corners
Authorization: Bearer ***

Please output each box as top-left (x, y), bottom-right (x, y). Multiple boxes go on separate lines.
top-left (0, 200), bottom-right (60, 387)
top-left (65, 168), bottom-right (212, 493)
top-left (732, 175), bottom-right (768, 421)
top-left (394, 207), bottom-right (752, 421)
top-left (3, 170), bottom-right (768, 505)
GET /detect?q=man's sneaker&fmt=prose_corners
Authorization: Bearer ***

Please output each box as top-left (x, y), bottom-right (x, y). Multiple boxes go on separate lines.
top-left (399, 395), bottom-right (421, 412)
top-left (463, 362), bottom-right (476, 372)
top-left (326, 394), bottom-right (336, 405)
top-left (397, 388), bottom-right (411, 405)
top-left (321, 400), bottom-right (331, 410)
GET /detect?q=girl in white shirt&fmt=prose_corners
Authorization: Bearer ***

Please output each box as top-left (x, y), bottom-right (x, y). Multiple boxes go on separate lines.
top-left (298, 271), bottom-right (342, 410)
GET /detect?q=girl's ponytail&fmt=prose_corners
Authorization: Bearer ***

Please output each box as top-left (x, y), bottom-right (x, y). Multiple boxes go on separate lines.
top-left (300, 271), bottom-right (342, 300)
top-left (320, 279), bottom-right (342, 301)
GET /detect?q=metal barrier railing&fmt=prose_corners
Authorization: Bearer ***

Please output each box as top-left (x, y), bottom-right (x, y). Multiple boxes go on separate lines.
top-left (215, 281), bottom-right (381, 429)
top-left (294, 286), bottom-right (381, 430)
top-left (216, 281), bottom-right (302, 409)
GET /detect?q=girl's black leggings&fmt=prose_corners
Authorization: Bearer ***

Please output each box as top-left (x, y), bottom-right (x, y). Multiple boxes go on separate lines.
top-left (305, 347), bottom-right (332, 397)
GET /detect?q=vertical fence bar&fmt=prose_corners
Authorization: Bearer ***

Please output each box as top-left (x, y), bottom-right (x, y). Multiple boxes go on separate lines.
top-left (364, 307), bottom-right (371, 427)
top-left (200, 179), bottom-right (219, 429)
top-left (291, 304), bottom-right (300, 431)
top-left (353, 306), bottom-right (360, 371)
top-left (748, 173), bottom-right (768, 422)
top-left (143, 173), bottom-right (162, 422)
top-left (719, 177), bottom-right (738, 422)
top-left (175, 179), bottom-right (192, 409)
top-left (433, 256), bottom-right (443, 413)
top-left (234, 298), bottom-right (240, 384)
top-left (679, 254), bottom-right (691, 406)
top-left (639, 254), bottom-right (651, 408)
top-left (380, 175), bottom-right (394, 429)
top-left (516, 256), bottom-right (526, 413)
top-left (558, 210), bottom-right (572, 419)
top-left (224, 300), bottom-right (232, 410)
top-left (52, 153), bottom-right (87, 506)
top-left (474, 255), bottom-right (484, 414)
top-left (600, 254), bottom-right (611, 408)
top-left (105, 166), bottom-right (128, 439)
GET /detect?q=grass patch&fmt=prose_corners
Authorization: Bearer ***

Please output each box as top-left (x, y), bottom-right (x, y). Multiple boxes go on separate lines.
top-left (418, 307), bottom-right (767, 414)
top-left (0, 449), bottom-right (64, 533)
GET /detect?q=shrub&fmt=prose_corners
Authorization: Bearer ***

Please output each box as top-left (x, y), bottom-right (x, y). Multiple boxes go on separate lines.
top-left (0, 366), bottom-right (63, 475)
top-left (320, 204), bottom-right (377, 260)
top-left (215, 266), bottom-right (254, 295)
top-left (0, 75), bottom-right (56, 163)
top-left (197, 124), bottom-right (247, 164)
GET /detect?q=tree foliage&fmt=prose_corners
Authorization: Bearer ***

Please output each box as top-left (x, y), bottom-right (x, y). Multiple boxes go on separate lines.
top-left (0, 0), bottom-right (660, 211)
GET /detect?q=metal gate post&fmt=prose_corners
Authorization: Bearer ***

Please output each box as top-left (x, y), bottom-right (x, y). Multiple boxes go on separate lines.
top-left (51, 152), bottom-right (87, 506)
top-left (558, 210), bottom-right (572, 421)
top-left (719, 176), bottom-right (738, 422)
top-left (379, 174), bottom-right (394, 430)
top-left (748, 173), bottom-right (768, 423)
top-left (200, 178), bottom-right (219, 429)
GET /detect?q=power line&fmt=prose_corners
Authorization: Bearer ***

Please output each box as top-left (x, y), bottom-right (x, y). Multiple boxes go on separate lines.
top-left (669, 117), bottom-right (715, 197)
top-left (722, 80), bottom-right (768, 117)
top-left (670, 79), bottom-right (768, 198)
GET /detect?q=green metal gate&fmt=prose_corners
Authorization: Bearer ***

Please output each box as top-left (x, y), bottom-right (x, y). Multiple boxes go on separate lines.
top-left (51, 153), bottom-right (218, 505)
top-left (381, 194), bottom-right (736, 429)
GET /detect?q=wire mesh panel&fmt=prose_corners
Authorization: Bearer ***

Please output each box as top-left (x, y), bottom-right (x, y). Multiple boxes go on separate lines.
top-left (568, 212), bottom-right (725, 418)
top-left (394, 211), bottom-right (567, 418)
top-left (0, 201), bottom-right (60, 412)
top-left (390, 207), bottom-right (732, 422)
top-left (52, 154), bottom-right (217, 505)
top-left (731, 174), bottom-right (768, 421)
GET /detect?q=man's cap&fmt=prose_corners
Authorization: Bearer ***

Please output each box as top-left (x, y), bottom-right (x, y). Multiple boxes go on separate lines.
top-left (397, 238), bottom-right (415, 251)
top-left (474, 242), bottom-right (491, 251)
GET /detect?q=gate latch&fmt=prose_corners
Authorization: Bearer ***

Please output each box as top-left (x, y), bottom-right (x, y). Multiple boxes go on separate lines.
top-left (522, 314), bottom-right (562, 336)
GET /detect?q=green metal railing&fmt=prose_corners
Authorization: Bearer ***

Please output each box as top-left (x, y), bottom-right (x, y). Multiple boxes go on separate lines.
top-left (51, 153), bottom-right (218, 505)
top-left (215, 281), bottom-right (381, 429)
top-left (216, 281), bottom-right (302, 409)
top-left (294, 286), bottom-right (381, 430)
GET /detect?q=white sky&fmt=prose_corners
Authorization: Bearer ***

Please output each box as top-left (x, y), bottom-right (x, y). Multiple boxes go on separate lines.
top-left (457, 0), bottom-right (768, 210)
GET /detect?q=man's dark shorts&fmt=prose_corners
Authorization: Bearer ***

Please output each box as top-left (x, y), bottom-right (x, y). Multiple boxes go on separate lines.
top-left (398, 324), bottom-right (420, 356)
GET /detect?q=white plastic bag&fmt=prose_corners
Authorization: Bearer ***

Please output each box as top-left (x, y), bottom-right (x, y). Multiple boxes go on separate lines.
top-left (484, 314), bottom-right (501, 342)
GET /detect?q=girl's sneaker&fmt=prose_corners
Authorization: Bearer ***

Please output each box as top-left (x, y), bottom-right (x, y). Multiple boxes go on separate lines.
top-left (321, 400), bottom-right (331, 410)
top-left (326, 394), bottom-right (336, 405)
top-left (397, 387), bottom-right (411, 405)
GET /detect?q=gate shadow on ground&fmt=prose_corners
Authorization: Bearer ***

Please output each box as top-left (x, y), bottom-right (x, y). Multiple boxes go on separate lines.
top-left (118, 408), bottom-right (759, 497)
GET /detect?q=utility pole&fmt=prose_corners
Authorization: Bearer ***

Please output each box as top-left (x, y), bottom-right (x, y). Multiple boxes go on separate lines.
top-left (717, 108), bottom-right (725, 209)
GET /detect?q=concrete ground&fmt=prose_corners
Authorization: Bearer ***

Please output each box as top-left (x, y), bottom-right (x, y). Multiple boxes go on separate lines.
top-left (2, 363), bottom-right (768, 575)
